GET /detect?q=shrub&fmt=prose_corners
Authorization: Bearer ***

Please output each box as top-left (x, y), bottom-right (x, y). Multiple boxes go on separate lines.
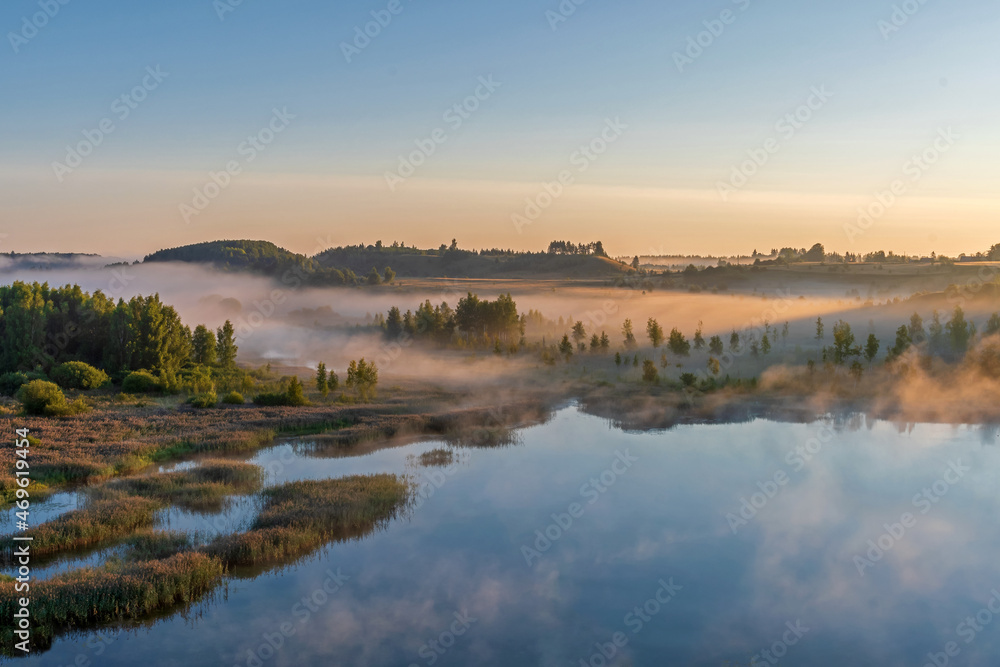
top-left (121, 370), bottom-right (160, 394)
top-left (16, 380), bottom-right (68, 416)
top-left (188, 392), bottom-right (218, 409)
top-left (253, 392), bottom-right (291, 406)
top-left (0, 371), bottom-right (45, 396)
top-left (253, 378), bottom-right (309, 407)
top-left (221, 391), bottom-right (244, 404)
top-left (51, 361), bottom-right (110, 390)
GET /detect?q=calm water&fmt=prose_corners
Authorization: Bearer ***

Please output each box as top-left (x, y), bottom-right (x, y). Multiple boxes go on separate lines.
top-left (11, 407), bottom-right (1000, 666)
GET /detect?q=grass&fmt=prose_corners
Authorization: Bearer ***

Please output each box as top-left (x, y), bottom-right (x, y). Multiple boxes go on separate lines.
top-left (95, 460), bottom-right (264, 511)
top-left (0, 552), bottom-right (224, 654)
top-left (416, 448), bottom-right (455, 467)
top-left (2, 496), bottom-right (161, 564)
top-left (207, 474), bottom-right (410, 567)
top-left (124, 531), bottom-right (195, 561)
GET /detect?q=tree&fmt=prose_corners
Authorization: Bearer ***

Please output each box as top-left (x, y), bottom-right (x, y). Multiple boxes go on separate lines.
top-left (929, 310), bottom-right (946, 354)
top-left (316, 362), bottom-right (328, 397)
top-left (888, 325), bottom-right (911, 360)
top-left (449, 238), bottom-right (458, 251)
top-left (815, 317), bottom-right (824, 340)
top-left (694, 322), bottom-right (705, 350)
top-left (558, 335), bottom-right (574, 360)
top-left (286, 377), bottom-right (308, 406)
top-left (832, 320), bottom-right (859, 364)
top-left (761, 334), bottom-right (771, 355)
top-left (622, 319), bottom-right (637, 349)
top-left (646, 318), bottom-right (665, 348)
top-left (589, 333), bottom-right (600, 351)
top-left (615, 351), bottom-right (622, 366)
top-left (668, 328), bottom-right (691, 357)
top-left (642, 360), bottom-right (659, 383)
top-left (707, 357), bottom-right (721, 376)
top-left (599, 332), bottom-right (610, 351)
top-left (385, 306), bottom-right (403, 339)
top-left (986, 312), bottom-right (1000, 337)
top-left (782, 321), bottom-right (790, 342)
top-left (383, 266), bottom-right (396, 283)
top-left (192, 324), bottom-right (217, 366)
top-left (803, 243), bottom-right (825, 262)
top-left (366, 266), bottom-right (383, 285)
top-left (346, 358), bottom-right (378, 401)
top-left (572, 321), bottom-right (587, 347)
top-left (216, 320), bottom-right (238, 369)
top-left (631, 256), bottom-right (640, 270)
top-left (908, 313), bottom-right (926, 345)
top-left (864, 334), bottom-right (880, 365)
top-left (709, 335), bottom-right (724, 355)
top-left (850, 361), bottom-right (864, 381)
top-left (946, 306), bottom-right (972, 356)
top-left (729, 330), bottom-right (741, 353)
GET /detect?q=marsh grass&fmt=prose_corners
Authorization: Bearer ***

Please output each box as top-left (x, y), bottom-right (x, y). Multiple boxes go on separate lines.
top-left (124, 531), bottom-right (196, 561)
top-left (96, 460), bottom-right (264, 511)
top-left (2, 497), bottom-right (161, 564)
top-left (416, 448), bottom-right (455, 467)
top-left (0, 552), bottom-right (223, 653)
top-left (207, 474), bottom-right (409, 567)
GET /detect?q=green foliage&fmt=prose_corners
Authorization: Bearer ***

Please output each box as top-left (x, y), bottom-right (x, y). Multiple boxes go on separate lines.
top-left (621, 319), bottom-right (637, 349)
top-left (366, 266), bottom-right (383, 285)
top-left (221, 391), bottom-right (244, 404)
top-left (0, 371), bottom-right (44, 396)
top-left (614, 351), bottom-right (622, 366)
top-left (188, 392), bottom-right (218, 409)
top-left (215, 320), bottom-right (238, 369)
top-left (254, 377), bottom-right (309, 406)
top-left (729, 330), bottom-right (741, 353)
top-left (122, 370), bottom-right (160, 394)
top-left (945, 306), bottom-right (972, 356)
top-left (346, 359), bottom-right (378, 401)
top-left (16, 380), bottom-right (87, 416)
top-left (455, 293), bottom-right (521, 343)
top-left (986, 312), bottom-right (1000, 337)
top-left (646, 318), bottom-right (665, 348)
top-left (286, 377), bottom-right (308, 406)
top-left (694, 322), bottom-right (705, 350)
top-left (191, 324), bottom-right (217, 365)
top-left (707, 357), bottom-right (721, 376)
top-left (832, 320), bottom-right (860, 364)
top-left (864, 334), bottom-right (880, 364)
top-left (558, 335), bottom-right (574, 359)
top-left (383, 266), bottom-right (396, 283)
top-left (708, 335), bottom-right (724, 355)
top-left (316, 362), bottom-right (329, 397)
top-left (815, 317), bottom-right (824, 340)
top-left (668, 328), bottom-right (691, 357)
top-left (50, 361), bottom-right (109, 390)
top-left (641, 360), bottom-right (659, 383)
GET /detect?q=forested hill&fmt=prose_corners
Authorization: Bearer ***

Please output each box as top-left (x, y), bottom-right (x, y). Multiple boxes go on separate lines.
top-left (314, 244), bottom-right (634, 279)
top-left (143, 240), bottom-right (358, 285)
top-left (143, 240), bottom-right (635, 282)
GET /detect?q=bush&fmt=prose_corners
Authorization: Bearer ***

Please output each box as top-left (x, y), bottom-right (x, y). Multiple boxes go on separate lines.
top-left (51, 361), bottom-right (110, 390)
top-left (253, 392), bottom-right (290, 406)
top-left (253, 378), bottom-right (309, 407)
top-left (0, 371), bottom-right (45, 396)
top-left (17, 380), bottom-right (71, 416)
top-left (188, 392), bottom-right (218, 409)
top-left (221, 391), bottom-right (244, 405)
top-left (121, 370), bottom-right (160, 394)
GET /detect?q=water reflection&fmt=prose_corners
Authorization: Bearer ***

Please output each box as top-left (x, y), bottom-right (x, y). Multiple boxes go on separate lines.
top-left (11, 407), bottom-right (1000, 666)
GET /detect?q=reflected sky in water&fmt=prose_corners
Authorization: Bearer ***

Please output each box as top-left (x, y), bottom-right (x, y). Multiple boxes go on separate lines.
top-left (15, 408), bottom-right (1000, 667)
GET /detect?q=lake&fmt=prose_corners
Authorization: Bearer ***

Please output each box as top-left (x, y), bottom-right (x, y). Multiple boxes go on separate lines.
top-left (13, 406), bottom-right (1000, 666)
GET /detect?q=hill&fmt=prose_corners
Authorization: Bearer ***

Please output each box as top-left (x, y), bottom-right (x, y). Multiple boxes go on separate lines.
top-left (314, 245), bottom-right (634, 280)
top-left (142, 240), bottom-right (635, 282)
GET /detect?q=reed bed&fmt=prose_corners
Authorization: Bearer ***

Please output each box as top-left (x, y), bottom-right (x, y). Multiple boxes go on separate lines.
top-left (0, 552), bottom-right (223, 653)
top-left (2, 496), bottom-right (161, 564)
top-left (95, 460), bottom-right (264, 511)
top-left (207, 474), bottom-right (409, 567)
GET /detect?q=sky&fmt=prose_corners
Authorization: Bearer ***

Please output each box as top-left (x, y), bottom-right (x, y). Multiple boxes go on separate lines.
top-left (1, 0), bottom-right (998, 259)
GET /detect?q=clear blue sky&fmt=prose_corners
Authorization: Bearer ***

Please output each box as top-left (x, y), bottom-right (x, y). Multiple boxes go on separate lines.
top-left (1, 0), bottom-right (997, 257)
